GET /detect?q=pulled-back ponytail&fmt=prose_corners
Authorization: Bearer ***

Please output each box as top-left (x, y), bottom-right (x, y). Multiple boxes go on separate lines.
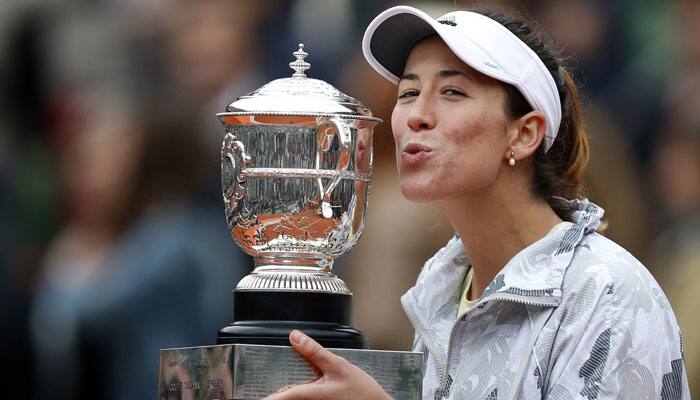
top-left (559, 68), bottom-right (589, 193)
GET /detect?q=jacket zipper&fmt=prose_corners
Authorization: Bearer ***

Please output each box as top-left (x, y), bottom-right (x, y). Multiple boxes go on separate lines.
top-left (481, 293), bottom-right (560, 308)
top-left (403, 292), bottom-right (560, 392)
top-left (401, 297), bottom-right (450, 386)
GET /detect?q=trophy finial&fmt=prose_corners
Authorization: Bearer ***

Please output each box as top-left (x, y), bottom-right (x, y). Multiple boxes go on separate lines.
top-left (289, 43), bottom-right (310, 78)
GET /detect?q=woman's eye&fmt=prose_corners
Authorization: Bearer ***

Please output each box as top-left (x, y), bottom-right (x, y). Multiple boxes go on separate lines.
top-left (443, 88), bottom-right (466, 96)
top-left (398, 90), bottom-right (419, 99)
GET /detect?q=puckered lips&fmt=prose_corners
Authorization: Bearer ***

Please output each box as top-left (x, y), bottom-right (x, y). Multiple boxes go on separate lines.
top-left (401, 142), bottom-right (432, 165)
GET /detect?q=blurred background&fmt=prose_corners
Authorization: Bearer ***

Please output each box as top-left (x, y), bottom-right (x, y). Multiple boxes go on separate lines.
top-left (0, 0), bottom-right (698, 398)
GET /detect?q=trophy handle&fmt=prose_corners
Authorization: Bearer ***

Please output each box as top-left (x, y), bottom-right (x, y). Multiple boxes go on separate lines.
top-left (315, 117), bottom-right (351, 218)
top-left (222, 133), bottom-right (251, 223)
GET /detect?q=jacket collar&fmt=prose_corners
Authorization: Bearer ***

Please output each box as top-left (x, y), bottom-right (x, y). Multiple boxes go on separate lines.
top-left (402, 198), bottom-right (605, 328)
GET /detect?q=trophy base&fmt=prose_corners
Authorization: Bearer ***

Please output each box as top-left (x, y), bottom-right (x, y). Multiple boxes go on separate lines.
top-left (217, 320), bottom-right (367, 348)
top-left (159, 343), bottom-right (423, 399)
top-left (217, 290), bottom-right (368, 349)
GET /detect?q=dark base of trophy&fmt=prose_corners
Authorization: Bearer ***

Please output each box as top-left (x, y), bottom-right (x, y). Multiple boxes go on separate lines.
top-left (217, 290), bottom-right (368, 349)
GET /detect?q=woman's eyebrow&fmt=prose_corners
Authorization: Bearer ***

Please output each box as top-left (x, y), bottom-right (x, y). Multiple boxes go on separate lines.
top-left (399, 70), bottom-right (473, 82)
top-left (438, 69), bottom-right (474, 82)
top-left (399, 73), bottom-right (419, 81)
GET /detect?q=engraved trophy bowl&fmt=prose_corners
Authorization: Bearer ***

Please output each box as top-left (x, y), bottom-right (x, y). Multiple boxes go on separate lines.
top-left (216, 44), bottom-right (381, 348)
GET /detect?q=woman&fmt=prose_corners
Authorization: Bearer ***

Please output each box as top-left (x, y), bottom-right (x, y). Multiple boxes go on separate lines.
top-left (269, 6), bottom-right (689, 400)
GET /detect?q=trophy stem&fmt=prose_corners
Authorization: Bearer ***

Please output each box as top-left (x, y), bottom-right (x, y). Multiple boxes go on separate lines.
top-left (253, 253), bottom-right (333, 272)
top-left (233, 253), bottom-right (352, 294)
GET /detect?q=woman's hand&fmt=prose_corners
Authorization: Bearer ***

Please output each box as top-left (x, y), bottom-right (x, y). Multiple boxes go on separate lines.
top-left (265, 330), bottom-right (393, 400)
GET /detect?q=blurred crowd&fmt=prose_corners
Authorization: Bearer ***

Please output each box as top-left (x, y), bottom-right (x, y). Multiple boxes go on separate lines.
top-left (0, 0), bottom-right (698, 399)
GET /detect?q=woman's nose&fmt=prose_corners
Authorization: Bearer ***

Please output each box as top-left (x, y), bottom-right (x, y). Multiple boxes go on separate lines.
top-left (406, 96), bottom-right (436, 132)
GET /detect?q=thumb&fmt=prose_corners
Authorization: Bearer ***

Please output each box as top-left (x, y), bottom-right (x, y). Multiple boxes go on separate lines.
top-left (289, 330), bottom-right (345, 374)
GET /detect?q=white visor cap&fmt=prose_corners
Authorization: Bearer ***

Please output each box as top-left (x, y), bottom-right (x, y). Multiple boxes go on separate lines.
top-left (362, 6), bottom-right (562, 153)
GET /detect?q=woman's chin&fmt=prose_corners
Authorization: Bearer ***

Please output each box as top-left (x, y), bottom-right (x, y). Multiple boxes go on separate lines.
top-left (400, 184), bottom-right (440, 203)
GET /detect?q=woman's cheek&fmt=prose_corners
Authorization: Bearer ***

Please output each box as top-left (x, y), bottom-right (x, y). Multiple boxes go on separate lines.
top-left (390, 105), bottom-right (403, 138)
top-left (391, 111), bottom-right (405, 166)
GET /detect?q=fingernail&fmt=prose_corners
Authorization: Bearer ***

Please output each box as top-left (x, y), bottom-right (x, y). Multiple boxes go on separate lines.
top-left (291, 330), bottom-right (307, 345)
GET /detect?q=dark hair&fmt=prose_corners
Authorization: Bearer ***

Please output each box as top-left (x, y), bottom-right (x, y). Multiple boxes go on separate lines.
top-left (475, 9), bottom-right (590, 221)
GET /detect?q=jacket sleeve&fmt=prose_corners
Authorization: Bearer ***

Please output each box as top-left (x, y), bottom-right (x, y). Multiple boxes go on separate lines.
top-left (543, 261), bottom-right (690, 400)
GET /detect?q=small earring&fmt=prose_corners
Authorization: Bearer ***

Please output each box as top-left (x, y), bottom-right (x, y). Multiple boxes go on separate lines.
top-left (508, 151), bottom-right (516, 166)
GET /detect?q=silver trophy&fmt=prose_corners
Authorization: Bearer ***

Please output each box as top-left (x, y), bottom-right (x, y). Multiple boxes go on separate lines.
top-left (220, 43), bottom-right (378, 290)
top-left (216, 44), bottom-right (380, 348)
top-left (158, 45), bottom-right (423, 399)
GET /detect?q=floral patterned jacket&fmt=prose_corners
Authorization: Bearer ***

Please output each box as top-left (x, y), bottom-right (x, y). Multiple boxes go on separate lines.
top-left (401, 199), bottom-right (689, 400)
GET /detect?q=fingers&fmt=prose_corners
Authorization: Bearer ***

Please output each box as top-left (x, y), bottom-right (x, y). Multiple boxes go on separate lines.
top-left (289, 330), bottom-right (346, 373)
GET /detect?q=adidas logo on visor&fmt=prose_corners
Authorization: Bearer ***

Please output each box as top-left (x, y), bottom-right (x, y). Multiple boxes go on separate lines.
top-left (437, 16), bottom-right (457, 26)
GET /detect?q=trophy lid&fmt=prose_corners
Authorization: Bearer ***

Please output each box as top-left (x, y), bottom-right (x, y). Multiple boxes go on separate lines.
top-left (221, 44), bottom-right (382, 122)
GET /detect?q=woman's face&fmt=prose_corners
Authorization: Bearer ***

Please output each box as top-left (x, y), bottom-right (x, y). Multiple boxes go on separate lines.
top-left (391, 36), bottom-right (512, 202)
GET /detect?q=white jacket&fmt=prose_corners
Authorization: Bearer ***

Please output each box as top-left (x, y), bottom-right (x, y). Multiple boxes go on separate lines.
top-left (401, 199), bottom-right (690, 400)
